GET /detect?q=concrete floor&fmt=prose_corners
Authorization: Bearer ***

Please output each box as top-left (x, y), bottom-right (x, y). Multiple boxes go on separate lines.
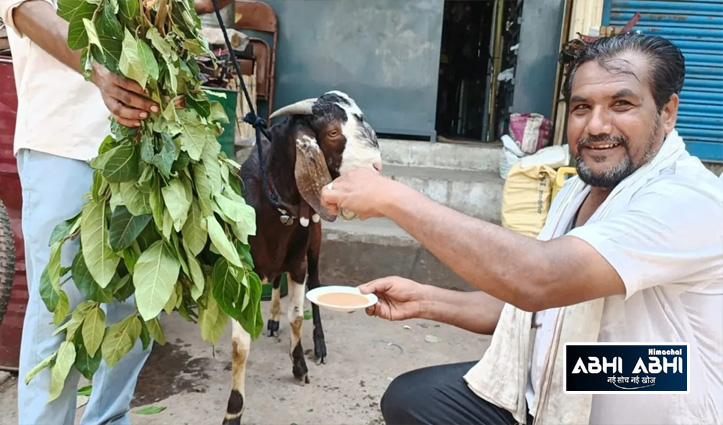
top-left (0, 296), bottom-right (491, 425)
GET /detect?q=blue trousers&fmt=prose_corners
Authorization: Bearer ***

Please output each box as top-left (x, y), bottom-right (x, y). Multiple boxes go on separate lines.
top-left (16, 149), bottom-right (152, 425)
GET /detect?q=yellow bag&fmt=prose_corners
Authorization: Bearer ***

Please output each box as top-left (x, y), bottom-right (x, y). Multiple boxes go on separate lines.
top-left (551, 166), bottom-right (578, 202)
top-left (501, 162), bottom-right (557, 238)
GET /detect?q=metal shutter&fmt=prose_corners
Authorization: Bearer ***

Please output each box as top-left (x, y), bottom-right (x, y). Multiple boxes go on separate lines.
top-left (603, 0), bottom-right (723, 162)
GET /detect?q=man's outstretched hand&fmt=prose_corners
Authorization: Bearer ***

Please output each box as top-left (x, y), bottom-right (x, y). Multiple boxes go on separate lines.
top-left (91, 64), bottom-right (159, 128)
top-left (358, 276), bottom-right (430, 321)
top-left (321, 168), bottom-right (409, 220)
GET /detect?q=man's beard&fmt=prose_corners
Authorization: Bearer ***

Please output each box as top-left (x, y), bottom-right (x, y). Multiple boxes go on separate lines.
top-left (575, 114), bottom-right (661, 188)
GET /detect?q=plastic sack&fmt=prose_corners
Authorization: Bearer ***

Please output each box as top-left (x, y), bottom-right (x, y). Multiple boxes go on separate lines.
top-left (499, 135), bottom-right (525, 179)
top-left (509, 113), bottom-right (553, 154)
top-left (501, 162), bottom-right (557, 238)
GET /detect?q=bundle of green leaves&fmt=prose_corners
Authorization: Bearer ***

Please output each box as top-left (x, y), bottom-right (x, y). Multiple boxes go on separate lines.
top-left (24, 0), bottom-right (264, 401)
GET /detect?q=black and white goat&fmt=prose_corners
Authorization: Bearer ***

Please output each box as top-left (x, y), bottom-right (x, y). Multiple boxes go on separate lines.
top-left (222, 91), bottom-right (382, 425)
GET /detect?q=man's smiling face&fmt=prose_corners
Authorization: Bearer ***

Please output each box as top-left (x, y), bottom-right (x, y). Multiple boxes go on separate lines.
top-left (566, 51), bottom-right (678, 188)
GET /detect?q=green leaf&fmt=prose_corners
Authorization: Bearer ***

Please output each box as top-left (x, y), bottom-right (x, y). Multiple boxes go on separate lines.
top-left (146, 27), bottom-right (173, 60)
top-left (133, 406), bottom-right (166, 415)
top-left (101, 144), bottom-right (141, 183)
top-left (118, 0), bottom-right (139, 23)
top-left (112, 274), bottom-right (135, 302)
top-left (198, 280), bottom-right (228, 344)
top-left (46, 242), bottom-right (63, 290)
top-left (212, 258), bottom-right (241, 318)
top-left (240, 272), bottom-right (264, 339)
top-left (182, 200), bottom-right (207, 256)
top-left (24, 351), bottom-right (55, 385)
top-left (82, 305), bottom-right (106, 357)
top-left (49, 212), bottom-right (81, 246)
top-left (133, 240), bottom-right (180, 321)
top-left (184, 245), bottom-right (205, 301)
top-left (151, 134), bottom-right (177, 177)
top-left (177, 109), bottom-right (215, 161)
top-left (74, 336), bottom-right (102, 381)
top-left (201, 140), bottom-right (223, 194)
top-left (108, 206), bottom-right (152, 251)
top-left (162, 208), bottom-right (173, 239)
top-left (209, 100), bottom-right (229, 125)
top-left (101, 314), bottom-right (141, 367)
top-left (77, 385), bottom-right (93, 397)
top-left (206, 216), bottom-right (242, 267)
top-left (120, 181), bottom-right (151, 215)
top-left (57, 0), bottom-right (97, 49)
top-left (82, 18), bottom-right (102, 52)
top-left (81, 199), bottom-right (120, 288)
top-left (145, 318), bottom-right (166, 345)
top-left (53, 291), bottom-right (70, 326)
top-left (161, 178), bottom-right (192, 232)
top-left (48, 341), bottom-right (76, 402)
top-left (139, 320), bottom-right (151, 350)
top-left (40, 268), bottom-right (60, 312)
top-left (166, 62), bottom-right (178, 94)
top-left (193, 163), bottom-right (214, 216)
top-left (94, 2), bottom-right (124, 72)
top-left (71, 252), bottom-right (114, 303)
top-left (137, 38), bottom-right (159, 82)
top-left (119, 28), bottom-right (148, 88)
top-left (149, 179), bottom-right (164, 232)
top-left (163, 282), bottom-right (179, 314)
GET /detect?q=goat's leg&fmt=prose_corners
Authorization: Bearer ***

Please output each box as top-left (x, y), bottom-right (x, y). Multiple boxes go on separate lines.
top-left (307, 224), bottom-right (327, 364)
top-left (287, 276), bottom-right (309, 384)
top-left (223, 320), bottom-right (251, 425)
top-left (267, 275), bottom-right (282, 338)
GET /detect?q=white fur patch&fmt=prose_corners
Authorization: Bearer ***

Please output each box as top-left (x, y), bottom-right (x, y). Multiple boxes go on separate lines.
top-left (300, 216), bottom-right (309, 227)
top-left (337, 104), bottom-right (382, 176)
top-left (312, 213), bottom-right (320, 223)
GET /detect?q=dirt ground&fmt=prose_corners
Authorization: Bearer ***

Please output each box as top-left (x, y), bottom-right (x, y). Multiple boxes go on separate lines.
top-left (0, 295), bottom-right (491, 425)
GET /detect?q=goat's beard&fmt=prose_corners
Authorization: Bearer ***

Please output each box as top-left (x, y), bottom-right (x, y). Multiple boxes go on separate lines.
top-left (575, 114), bottom-right (661, 188)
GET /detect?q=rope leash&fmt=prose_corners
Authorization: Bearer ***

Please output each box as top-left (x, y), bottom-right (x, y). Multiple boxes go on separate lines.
top-left (210, 0), bottom-right (293, 223)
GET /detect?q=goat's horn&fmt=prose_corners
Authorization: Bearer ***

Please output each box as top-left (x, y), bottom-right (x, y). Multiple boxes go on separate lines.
top-left (269, 98), bottom-right (317, 119)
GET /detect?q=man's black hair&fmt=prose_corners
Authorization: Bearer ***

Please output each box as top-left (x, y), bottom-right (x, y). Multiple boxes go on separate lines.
top-left (562, 32), bottom-right (686, 112)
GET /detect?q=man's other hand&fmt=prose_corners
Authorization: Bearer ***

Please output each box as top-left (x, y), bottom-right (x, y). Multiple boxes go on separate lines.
top-left (358, 276), bottom-right (430, 321)
top-left (91, 64), bottom-right (159, 128)
top-left (321, 168), bottom-right (406, 220)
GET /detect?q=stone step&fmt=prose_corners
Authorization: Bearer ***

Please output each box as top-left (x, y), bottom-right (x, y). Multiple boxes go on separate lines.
top-left (319, 217), bottom-right (471, 291)
top-left (382, 164), bottom-right (504, 223)
top-left (379, 138), bottom-right (501, 173)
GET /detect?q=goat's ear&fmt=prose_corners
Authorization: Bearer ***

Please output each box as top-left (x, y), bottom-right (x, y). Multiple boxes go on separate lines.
top-left (294, 135), bottom-right (337, 222)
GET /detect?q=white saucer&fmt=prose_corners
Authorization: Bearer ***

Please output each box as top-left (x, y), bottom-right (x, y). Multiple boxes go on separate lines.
top-left (306, 285), bottom-right (378, 312)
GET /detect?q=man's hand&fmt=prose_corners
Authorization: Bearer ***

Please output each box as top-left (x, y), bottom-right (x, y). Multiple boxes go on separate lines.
top-left (321, 168), bottom-right (408, 220)
top-left (90, 63), bottom-right (159, 128)
top-left (358, 276), bottom-right (430, 321)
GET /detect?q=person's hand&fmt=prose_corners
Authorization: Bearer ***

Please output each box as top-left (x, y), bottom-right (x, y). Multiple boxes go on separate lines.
top-left (320, 168), bottom-right (406, 220)
top-left (358, 276), bottom-right (430, 321)
top-left (91, 63), bottom-right (159, 128)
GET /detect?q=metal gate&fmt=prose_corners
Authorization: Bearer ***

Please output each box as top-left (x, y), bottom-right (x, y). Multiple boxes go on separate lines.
top-left (603, 0), bottom-right (723, 162)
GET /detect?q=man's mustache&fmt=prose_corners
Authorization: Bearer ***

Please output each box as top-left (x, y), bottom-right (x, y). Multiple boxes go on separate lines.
top-left (578, 135), bottom-right (628, 148)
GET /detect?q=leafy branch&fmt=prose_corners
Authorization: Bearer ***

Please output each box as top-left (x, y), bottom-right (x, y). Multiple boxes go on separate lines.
top-left (29, 0), bottom-right (263, 401)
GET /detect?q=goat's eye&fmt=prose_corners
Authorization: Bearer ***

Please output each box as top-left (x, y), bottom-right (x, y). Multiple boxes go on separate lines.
top-left (328, 130), bottom-right (340, 137)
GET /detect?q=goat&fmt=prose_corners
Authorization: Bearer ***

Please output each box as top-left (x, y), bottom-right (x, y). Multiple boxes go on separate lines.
top-left (222, 90), bottom-right (382, 425)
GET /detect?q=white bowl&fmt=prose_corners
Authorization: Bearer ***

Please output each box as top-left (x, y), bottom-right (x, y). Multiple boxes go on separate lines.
top-left (306, 285), bottom-right (378, 312)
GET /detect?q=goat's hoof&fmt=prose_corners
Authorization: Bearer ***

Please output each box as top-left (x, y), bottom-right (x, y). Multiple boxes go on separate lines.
top-left (314, 344), bottom-right (327, 365)
top-left (266, 319), bottom-right (279, 337)
top-left (294, 373), bottom-right (310, 385)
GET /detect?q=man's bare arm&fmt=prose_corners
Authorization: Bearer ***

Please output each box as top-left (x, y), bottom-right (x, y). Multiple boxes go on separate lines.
top-left (11, 1), bottom-right (159, 127)
top-left (12, 1), bottom-right (82, 72)
top-left (421, 286), bottom-right (505, 335)
top-left (380, 184), bottom-right (625, 312)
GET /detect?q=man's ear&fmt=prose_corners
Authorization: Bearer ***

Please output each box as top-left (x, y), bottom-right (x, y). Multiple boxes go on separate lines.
top-left (294, 135), bottom-right (337, 222)
top-left (661, 93), bottom-right (679, 134)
